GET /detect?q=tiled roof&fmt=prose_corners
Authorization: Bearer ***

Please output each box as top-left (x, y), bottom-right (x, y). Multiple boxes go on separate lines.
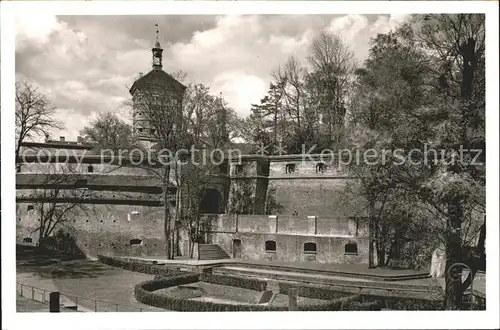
top-left (129, 69), bottom-right (186, 95)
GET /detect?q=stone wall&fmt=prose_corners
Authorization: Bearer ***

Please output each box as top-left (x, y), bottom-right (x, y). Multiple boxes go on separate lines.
top-left (202, 214), bottom-right (369, 264)
top-left (228, 157), bottom-right (366, 217)
top-left (16, 202), bottom-right (169, 257)
top-left (208, 232), bottom-right (369, 264)
top-left (17, 203), bottom-right (368, 264)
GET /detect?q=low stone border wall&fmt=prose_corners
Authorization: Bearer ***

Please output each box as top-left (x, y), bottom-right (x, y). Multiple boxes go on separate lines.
top-left (200, 273), bottom-right (267, 292)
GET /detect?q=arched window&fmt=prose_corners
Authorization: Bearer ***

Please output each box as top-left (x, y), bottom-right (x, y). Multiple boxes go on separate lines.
top-left (130, 239), bottom-right (142, 246)
top-left (304, 242), bottom-right (317, 253)
top-left (88, 165), bottom-right (94, 173)
top-left (345, 242), bottom-right (358, 255)
top-left (265, 240), bottom-right (276, 252)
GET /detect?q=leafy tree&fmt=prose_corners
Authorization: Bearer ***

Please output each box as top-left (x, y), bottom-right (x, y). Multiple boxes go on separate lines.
top-left (79, 112), bottom-right (132, 152)
top-left (249, 82), bottom-right (285, 152)
top-left (178, 83), bottom-right (235, 257)
top-left (345, 14), bottom-right (485, 309)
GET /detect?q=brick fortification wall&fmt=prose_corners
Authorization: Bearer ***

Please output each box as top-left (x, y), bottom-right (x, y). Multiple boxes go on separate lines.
top-left (17, 143), bottom-right (369, 264)
top-left (268, 159), bottom-right (365, 216)
top-left (16, 202), bottom-right (170, 257)
top-left (228, 156), bottom-right (366, 217)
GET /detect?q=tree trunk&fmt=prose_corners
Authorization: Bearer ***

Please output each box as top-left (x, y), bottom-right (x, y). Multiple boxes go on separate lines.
top-left (368, 200), bottom-right (375, 268)
top-left (162, 167), bottom-right (172, 258)
top-left (444, 199), bottom-right (464, 310)
top-left (443, 37), bottom-right (478, 310)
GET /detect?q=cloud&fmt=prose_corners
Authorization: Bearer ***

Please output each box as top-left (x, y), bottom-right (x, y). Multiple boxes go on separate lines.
top-left (325, 14), bottom-right (410, 62)
top-left (15, 14), bottom-right (407, 142)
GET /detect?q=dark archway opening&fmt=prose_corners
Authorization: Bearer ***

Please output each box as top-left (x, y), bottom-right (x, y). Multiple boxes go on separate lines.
top-left (233, 239), bottom-right (242, 258)
top-left (199, 188), bottom-right (222, 214)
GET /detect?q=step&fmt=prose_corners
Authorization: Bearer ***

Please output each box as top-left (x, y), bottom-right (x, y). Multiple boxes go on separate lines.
top-left (200, 252), bottom-right (227, 257)
top-left (198, 244), bottom-right (231, 260)
top-left (213, 267), bottom-right (441, 296)
top-left (199, 257), bottom-right (231, 260)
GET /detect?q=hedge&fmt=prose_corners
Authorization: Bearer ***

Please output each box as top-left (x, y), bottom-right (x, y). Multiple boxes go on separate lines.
top-left (134, 274), bottom-right (380, 311)
top-left (359, 294), bottom-right (442, 310)
top-left (278, 279), bottom-right (441, 310)
top-left (279, 282), bottom-right (352, 300)
top-left (135, 274), bottom-right (287, 311)
top-left (98, 255), bottom-right (185, 277)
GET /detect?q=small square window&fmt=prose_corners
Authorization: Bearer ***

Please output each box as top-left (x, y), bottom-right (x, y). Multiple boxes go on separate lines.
top-left (27, 205), bottom-right (34, 211)
top-left (285, 163), bottom-right (296, 173)
top-left (265, 240), bottom-right (277, 252)
top-left (304, 242), bottom-right (317, 253)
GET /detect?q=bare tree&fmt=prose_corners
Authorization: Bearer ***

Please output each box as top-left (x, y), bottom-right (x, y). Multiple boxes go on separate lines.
top-left (307, 32), bottom-right (356, 145)
top-left (15, 80), bottom-right (63, 165)
top-left (27, 163), bottom-right (88, 250)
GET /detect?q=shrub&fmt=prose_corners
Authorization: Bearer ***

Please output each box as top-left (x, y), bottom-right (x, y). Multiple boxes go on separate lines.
top-left (341, 298), bottom-right (382, 311)
top-left (97, 255), bottom-right (185, 277)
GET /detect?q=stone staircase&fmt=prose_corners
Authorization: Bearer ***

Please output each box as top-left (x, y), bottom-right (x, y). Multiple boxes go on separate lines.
top-left (198, 244), bottom-right (231, 260)
top-left (257, 280), bottom-right (280, 305)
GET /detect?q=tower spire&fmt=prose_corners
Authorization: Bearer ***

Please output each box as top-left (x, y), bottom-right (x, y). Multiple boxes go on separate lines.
top-left (155, 23), bottom-right (159, 44)
top-left (152, 23), bottom-right (163, 70)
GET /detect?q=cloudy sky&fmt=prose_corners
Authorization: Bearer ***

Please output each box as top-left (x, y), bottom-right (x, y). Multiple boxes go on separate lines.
top-left (15, 14), bottom-right (408, 141)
